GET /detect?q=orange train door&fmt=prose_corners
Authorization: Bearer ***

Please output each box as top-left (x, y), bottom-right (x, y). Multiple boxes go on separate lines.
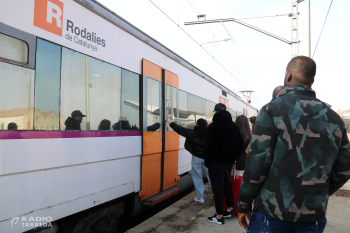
top-left (163, 70), bottom-right (180, 191)
top-left (140, 59), bottom-right (180, 203)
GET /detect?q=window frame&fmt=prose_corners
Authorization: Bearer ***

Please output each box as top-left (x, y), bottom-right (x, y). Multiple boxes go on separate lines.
top-left (0, 22), bottom-right (36, 69)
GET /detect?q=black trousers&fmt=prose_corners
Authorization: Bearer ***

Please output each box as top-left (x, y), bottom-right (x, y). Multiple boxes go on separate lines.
top-left (209, 163), bottom-right (234, 215)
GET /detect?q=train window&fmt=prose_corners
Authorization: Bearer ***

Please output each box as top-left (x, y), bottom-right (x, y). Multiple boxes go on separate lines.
top-left (0, 33), bottom-right (28, 63)
top-left (201, 99), bottom-right (206, 117)
top-left (232, 110), bottom-right (238, 122)
top-left (34, 39), bottom-right (61, 130)
top-left (165, 85), bottom-right (178, 131)
top-left (60, 48), bottom-right (87, 130)
top-left (88, 57), bottom-right (121, 131)
top-left (120, 70), bottom-right (140, 131)
top-left (205, 100), bottom-right (215, 124)
top-left (0, 62), bottom-right (34, 130)
top-left (227, 108), bottom-right (236, 122)
top-left (143, 77), bottom-right (161, 132)
top-left (59, 47), bottom-right (140, 131)
top-left (178, 90), bottom-right (188, 128)
top-left (188, 94), bottom-right (204, 129)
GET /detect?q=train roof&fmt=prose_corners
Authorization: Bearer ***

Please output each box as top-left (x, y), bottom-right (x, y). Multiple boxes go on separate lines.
top-left (74, 0), bottom-right (258, 111)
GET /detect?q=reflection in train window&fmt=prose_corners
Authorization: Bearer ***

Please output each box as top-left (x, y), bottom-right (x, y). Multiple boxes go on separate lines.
top-left (166, 85), bottom-right (178, 131)
top-left (120, 70), bottom-right (140, 131)
top-left (60, 48), bottom-right (141, 131)
top-left (205, 100), bottom-right (216, 124)
top-left (201, 98), bottom-right (206, 124)
top-left (178, 90), bottom-right (188, 128)
top-left (88, 57), bottom-right (121, 131)
top-left (230, 109), bottom-right (238, 122)
top-left (144, 77), bottom-right (161, 132)
top-left (0, 33), bottom-right (28, 63)
top-left (227, 108), bottom-right (233, 121)
top-left (60, 48), bottom-right (87, 130)
top-left (187, 94), bottom-right (205, 129)
top-left (35, 39), bottom-right (61, 130)
top-left (0, 62), bottom-right (34, 130)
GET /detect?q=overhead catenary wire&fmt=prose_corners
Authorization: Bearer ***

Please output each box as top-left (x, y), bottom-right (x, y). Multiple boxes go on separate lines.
top-left (236, 13), bottom-right (295, 20)
top-left (312, 0), bottom-right (334, 58)
top-left (185, 0), bottom-right (293, 21)
top-left (186, 0), bottom-right (246, 83)
top-left (184, 0), bottom-right (264, 106)
top-left (148, 0), bottom-right (250, 97)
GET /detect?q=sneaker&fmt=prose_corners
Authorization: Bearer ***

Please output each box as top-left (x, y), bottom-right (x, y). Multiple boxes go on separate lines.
top-left (223, 209), bottom-right (233, 218)
top-left (208, 214), bottom-right (224, 225)
top-left (194, 197), bottom-right (205, 203)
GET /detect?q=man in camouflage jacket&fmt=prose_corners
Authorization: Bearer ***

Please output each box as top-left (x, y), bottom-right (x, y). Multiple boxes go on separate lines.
top-left (237, 56), bottom-right (350, 232)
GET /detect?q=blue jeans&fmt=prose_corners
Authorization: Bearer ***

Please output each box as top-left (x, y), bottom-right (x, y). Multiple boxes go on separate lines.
top-left (248, 209), bottom-right (327, 233)
top-left (191, 156), bottom-right (211, 199)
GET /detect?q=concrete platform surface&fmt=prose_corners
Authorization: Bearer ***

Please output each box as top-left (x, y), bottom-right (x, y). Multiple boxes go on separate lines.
top-left (127, 183), bottom-right (350, 233)
top-left (339, 180), bottom-right (350, 191)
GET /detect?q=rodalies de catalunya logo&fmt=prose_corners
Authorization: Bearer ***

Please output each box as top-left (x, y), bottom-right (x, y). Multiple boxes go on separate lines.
top-left (34, 0), bottom-right (106, 51)
top-left (34, 0), bottom-right (64, 36)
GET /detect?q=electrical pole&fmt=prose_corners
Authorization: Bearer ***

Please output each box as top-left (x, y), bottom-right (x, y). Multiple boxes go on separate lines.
top-left (297, 0), bottom-right (311, 57)
top-left (291, 0), bottom-right (300, 58)
top-left (307, 0), bottom-right (311, 57)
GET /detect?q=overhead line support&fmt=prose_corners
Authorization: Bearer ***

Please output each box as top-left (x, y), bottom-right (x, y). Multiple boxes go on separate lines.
top-left (185, 18), bottom-right (292, 45)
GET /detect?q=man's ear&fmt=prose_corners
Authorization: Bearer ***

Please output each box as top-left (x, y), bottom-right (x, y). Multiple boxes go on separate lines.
top-left (310, 78), bottom-right (315, 86)
top-left (285, 72), bottom-right (293, 85)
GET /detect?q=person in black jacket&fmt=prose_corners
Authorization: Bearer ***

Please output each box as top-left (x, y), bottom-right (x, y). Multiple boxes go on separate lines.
top-left (205, 103), bottom-right (244, 225)
top-left (234, 115), bottom-right (252, 178)
top-left (65, 110), bottom-right (86, 130)
top-left (167, 118), bottom-right (211, 204)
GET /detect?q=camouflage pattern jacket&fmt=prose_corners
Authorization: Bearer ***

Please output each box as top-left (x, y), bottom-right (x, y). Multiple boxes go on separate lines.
top-left (237, 85), bottom-right (350, 222)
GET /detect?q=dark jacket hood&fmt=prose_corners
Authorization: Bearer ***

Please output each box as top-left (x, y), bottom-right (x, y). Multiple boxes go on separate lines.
top-left (213, 110), bottom-right (232, 124)
top-left (204, 111), bottom-right (244, 167)
top-left (193, 126), bottom-right (205, 140)
top-left (169, 122), bottom-right (206, 159)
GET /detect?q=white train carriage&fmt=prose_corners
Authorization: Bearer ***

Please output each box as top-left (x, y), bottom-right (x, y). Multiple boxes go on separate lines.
top-left (0, 0), bottom-right (258, 232)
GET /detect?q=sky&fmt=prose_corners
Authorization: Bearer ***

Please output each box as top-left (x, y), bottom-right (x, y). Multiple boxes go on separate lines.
top-left (98, 0), bottom-right (349, 111)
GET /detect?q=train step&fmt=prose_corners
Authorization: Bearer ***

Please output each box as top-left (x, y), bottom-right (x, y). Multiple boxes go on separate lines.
top-left (143, 187), bottom-right (180, 206)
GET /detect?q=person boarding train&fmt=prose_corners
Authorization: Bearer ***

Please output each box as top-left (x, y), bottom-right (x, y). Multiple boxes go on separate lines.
top-left (167, 118), bottom-right (211, 203)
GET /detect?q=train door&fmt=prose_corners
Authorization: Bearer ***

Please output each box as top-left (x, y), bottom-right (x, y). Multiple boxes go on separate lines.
top-left (163, 70), bottom-right (180, 191)
top-left (139, 59), bottom-right (180, 204)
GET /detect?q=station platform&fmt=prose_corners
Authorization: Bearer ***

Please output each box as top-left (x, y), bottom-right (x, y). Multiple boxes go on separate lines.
top-left (127, 181), bottom-right (350, 233)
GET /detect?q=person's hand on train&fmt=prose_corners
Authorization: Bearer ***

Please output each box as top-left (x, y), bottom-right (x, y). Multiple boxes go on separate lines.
top-left (166, 120), bottom-right (173, 124)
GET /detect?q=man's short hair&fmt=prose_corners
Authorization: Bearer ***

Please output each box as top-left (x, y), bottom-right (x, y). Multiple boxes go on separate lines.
top-left (287, 56), bottom-right (316, 85)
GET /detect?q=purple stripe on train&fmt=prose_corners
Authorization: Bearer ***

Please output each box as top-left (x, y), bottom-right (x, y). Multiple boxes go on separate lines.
top-left (0, 131), bottom-right (141, 140)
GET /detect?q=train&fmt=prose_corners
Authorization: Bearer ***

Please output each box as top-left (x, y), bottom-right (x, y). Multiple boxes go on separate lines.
top-left (0, 0), bottom-right (258, 232)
